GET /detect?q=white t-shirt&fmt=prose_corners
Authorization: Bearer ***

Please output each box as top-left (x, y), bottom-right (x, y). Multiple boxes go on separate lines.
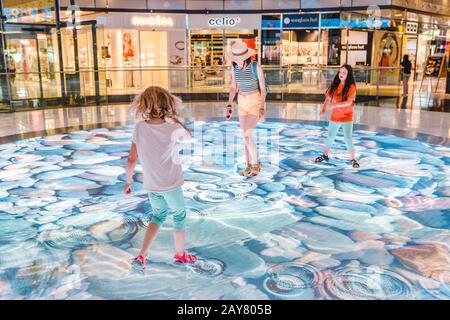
top-left (132, 120), bottom-right (186, 192)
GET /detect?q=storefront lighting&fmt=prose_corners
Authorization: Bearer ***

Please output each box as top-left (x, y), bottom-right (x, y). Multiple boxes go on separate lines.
top-left (132, 16), bottom-right (174, 27)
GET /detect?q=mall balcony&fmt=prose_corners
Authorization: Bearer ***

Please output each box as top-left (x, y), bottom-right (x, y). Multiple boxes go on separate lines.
top-left (0, 0), bottom-right (449, 302)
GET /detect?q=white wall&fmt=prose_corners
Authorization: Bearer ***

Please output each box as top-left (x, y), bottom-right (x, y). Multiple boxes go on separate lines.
top-left (341, 30), bottom-right (368, 66)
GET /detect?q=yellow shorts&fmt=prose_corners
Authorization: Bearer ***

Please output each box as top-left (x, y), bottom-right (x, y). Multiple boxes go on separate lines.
top-left (238, 91), bottom-right (261, 116)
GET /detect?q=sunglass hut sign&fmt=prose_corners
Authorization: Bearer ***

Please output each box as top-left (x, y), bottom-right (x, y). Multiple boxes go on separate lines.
top-left (283, 14), bottom-right (319, 28)
top-left (208, 16), bottom-right (241, 27)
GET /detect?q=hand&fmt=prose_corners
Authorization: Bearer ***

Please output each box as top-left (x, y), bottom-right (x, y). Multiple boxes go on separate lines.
top-left (123, 183), bottom-right (131, 195)
top-left (259, 107), bottom-right (265, 121)
top-left (226, 104), bottom-right (233, 120)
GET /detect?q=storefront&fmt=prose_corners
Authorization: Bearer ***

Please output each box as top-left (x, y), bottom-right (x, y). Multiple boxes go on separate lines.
top-left (187, 14), bottom-right (261, 88)
top-left (69, 12), bottom-right (188, 94)
top-left (415, 17), bottom-right (449, 81)
top-left (1, 0), bottom-right (60, 103)
top-left (281, 13), bottom-right (327, 67)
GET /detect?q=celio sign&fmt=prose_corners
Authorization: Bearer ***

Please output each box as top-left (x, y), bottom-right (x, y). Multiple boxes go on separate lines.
top-left (208, 16), bottom-right (241, 27)
top-left (131, 15), bottom-right (174, 27)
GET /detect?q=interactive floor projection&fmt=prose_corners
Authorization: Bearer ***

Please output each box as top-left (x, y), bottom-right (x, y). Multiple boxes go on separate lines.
top-left (0, 120), bottom-right (449, 300)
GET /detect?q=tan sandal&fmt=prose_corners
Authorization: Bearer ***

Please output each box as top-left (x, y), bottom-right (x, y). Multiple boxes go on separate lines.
top-left (239, 164), bottom-right (252, 176)
top-left (249, 163), bottom-right (261, 176)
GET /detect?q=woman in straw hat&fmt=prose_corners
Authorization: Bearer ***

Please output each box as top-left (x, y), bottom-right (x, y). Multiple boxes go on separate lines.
top-left (226, 41), bottom-right (267, 177)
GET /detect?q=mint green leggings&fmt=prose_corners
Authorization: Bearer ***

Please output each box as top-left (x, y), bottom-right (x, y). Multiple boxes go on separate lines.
top-left (324, 121), bottom-right (354, 151)
top-left (148, 187), bottom-right (186, 231)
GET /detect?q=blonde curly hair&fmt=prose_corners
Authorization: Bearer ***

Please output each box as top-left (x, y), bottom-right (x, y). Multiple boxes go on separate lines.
top-left (133, 86), bottom-right (181, 120)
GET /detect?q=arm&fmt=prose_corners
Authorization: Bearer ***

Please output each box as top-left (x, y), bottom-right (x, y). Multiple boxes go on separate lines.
top-left (228, 68), bottom-right (238, 106)
top-left (257, 63), bottom-right (266, 108)
top-left (329, 100), bottom-right (354, 109)
top-left (320, 96), bottom-right (331, 115)
top-left (124, 142), bottom-right (138, 194)
top-left (171, 116), bottom-right (192, 139)
top-left (257, 64), bottom-right (266, 120)
top-left (329, 86), bottom-right (356, 109)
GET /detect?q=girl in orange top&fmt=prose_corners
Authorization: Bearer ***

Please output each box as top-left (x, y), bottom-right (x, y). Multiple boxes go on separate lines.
top-left (315, 64), bottom-right (360, 168)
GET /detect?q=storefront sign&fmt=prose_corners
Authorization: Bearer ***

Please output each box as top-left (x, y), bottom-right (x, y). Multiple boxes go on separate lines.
top-left (207, 16), bottom-right (241, 27)
top-left (282, 14), bottom-right (319, 29)
top-left (341, 44), bottom-right (368, 51)
top-left (188, 14), bottom-right (261, 30)
top-left (97, 13), bottom-right (185, 30)
top-left (132, 15), bottom-right (174, 27)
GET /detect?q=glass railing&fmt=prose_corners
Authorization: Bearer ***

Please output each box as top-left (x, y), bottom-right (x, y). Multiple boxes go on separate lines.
top-left (0, 66), bottom-right (408, 112)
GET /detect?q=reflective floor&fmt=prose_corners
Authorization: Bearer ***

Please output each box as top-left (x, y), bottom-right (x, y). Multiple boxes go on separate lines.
top-left (0, 104), bottom-right (449, 300)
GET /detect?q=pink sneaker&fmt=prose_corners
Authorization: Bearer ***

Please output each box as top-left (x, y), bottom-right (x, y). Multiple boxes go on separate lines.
top-left (174, 252), bottom-right (197, 264)
top-left (131, 255), bottom-right (147, 273)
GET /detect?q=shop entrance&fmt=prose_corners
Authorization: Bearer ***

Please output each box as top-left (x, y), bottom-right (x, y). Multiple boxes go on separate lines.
top-left (189, 29), bottom-right (258, 89)
top-left (61, 21), bottom-right (103, 106)
top-left (4, 28), bottom-right (59, 103)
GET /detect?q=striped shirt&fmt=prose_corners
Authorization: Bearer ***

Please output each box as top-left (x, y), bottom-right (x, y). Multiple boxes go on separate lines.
top-left (232, 63), bottom-right (259, 93)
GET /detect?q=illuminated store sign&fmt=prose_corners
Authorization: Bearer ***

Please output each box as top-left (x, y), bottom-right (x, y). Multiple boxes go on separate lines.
top-left (131, 15), bottom-right (174, 27)
top-left (188, 14), bottom-right (260, 30)
top-left (207, 16), bottom-right (241, 27)
top-left (341, 44), bottom-right (368, 51)
top-left (283, 14), bottom-right (319, 29)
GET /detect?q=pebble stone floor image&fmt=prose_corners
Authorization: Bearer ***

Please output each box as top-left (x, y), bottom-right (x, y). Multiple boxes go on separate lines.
top-left (0, 119), bottom-right (449, 300)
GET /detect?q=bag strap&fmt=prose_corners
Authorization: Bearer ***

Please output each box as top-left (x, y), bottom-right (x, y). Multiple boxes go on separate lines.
top-left (251, 60), bottom-right (259, 81)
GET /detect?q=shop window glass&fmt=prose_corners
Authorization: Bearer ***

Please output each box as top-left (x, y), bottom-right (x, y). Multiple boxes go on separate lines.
top-left (224, 0), bottom-right (261, 10)
top-left (262, 15), bottom-right (281, 29)
top-left (262, 0), bottom-right (300, 10)
top-left (301, 0), bottom-right (340, 9)
top-left (187, 0), bottom-right (225, 10)
top-left (3, 0), bottom-right (55, 24)
top-left (96, 0), bottom-right (147, 9)
top-left (262, 30), bottom-right (281, 65)
top-left (148, 0), bottom-right (186, 10)
top-left (321, 13), bottom-right (341, 29)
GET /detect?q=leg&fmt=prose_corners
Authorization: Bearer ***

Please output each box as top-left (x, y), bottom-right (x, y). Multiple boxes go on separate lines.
top-left (324, 121), bottom-right (341, 155)
top-left (138, 192), bottom-right (169, 257)
top-left (242, 115), bottom-right (259, 165)
top-left (405, 74), bottom-right (411, 95)
top-left (238, 113), bottom-right (250, 165)
top-left (138, 223), bottom-right (160, 258)
top-left (163, 187), bottom-right (187, 256)
top-left (342, 122), bottom-right (355, 160)
top-left (402, 75), bottom-right (408, 95)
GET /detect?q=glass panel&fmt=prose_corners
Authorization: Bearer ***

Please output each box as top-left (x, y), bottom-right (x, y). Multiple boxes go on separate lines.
top-left (262, 30), bottom-right (281, 65)
top-left (2, 0), bottom-right (56, 24)
top-left (96, 25), bottom-right (109, 102)
top-left (37, 33), bottom-right (61, 98)
top-left (6, 36), bottom-right (40, 101)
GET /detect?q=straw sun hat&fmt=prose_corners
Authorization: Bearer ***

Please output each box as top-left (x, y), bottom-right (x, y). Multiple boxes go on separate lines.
top-left (227, 41), bottom-right (256, 62)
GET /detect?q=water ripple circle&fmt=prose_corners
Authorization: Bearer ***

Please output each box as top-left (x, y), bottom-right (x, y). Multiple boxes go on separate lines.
top-left (188, 259), bottom-right (225, 277)
top-left (194, 190), bottom-right (237, 203)
top-left (321, 267), bottom-right (415, 300)
top-left (263, 263), bottom-right (322, 298)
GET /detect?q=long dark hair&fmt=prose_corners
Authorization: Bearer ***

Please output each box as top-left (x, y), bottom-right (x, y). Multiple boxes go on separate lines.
top-left (327, 64), bottom-right (356, 101)
top-left (232, 57), bottom-right (252, 69)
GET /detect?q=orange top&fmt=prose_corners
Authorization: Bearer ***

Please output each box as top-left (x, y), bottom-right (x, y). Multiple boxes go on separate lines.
top-left (326, 83), bottom-right (356, 122)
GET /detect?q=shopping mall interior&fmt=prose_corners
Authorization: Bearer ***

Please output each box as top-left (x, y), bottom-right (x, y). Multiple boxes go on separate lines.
top-left (0, 0), bottom-right (449, 301)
